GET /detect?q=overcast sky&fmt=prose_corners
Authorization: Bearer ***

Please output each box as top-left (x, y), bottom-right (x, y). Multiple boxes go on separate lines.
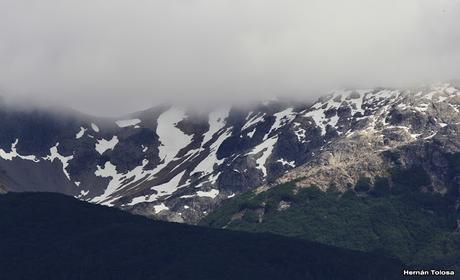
top-left (0, 0), bottom-right (459, 115)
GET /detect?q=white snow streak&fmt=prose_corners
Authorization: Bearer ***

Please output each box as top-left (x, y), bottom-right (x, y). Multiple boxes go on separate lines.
top-left (277, 158), bottom-right (295, 167)
top-left (197, 189), bottom-right (219, 198)
top-left (91, 123), bottom-right (100, 132)
top-left (266, 108), bottom-right (295, 139)
top-left (128, 170), bottom-right (186, 205)
top-left (247, 127), bottom-right (256, 138)
top-left (0, 139), bottom-right (40, 162)
top-left (248, 136), bottom-right (278, 177)
top-left (91, 159), bottom-right (150, 206)
top-left (153, 203), bottom-right (169, 213)
top-left (192, 128), bottom-right (232, 177)
top-left (116, 119), bottom-right (142, 128)
top-left (43, 143), bottom-right (73, 181)
top-left (75, 127), bottom-right (86, 139)
top-left (242, 112), bottom-right (265, 130)
top-left (157, 108), bottom-right (192, 166)
top-left (202, 109), bottom-right (229, 145)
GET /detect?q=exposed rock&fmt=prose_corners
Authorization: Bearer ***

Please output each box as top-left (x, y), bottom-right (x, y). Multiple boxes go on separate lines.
top-left (277, 200), bottom-right (291, 211)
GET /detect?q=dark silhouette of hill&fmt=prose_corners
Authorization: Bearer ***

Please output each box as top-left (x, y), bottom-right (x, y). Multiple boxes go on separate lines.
top-left (0, 192), bottom-right (403, 280)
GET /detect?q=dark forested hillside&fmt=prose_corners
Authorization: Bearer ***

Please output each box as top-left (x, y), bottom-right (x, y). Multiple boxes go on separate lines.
top-left (202, 165), bottom-right (460, 270)
top-left (0, 192), bottom-right (403, 280)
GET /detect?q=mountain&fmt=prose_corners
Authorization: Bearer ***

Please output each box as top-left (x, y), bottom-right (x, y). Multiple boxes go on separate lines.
top-left (0, 83), bottom-right (459, 225)
top-left (0, 192), bottom-right (403, 280)
top-left (201, 179), bottom-right (460, 268)
top-left (199, 83), bottom-right (460, 267)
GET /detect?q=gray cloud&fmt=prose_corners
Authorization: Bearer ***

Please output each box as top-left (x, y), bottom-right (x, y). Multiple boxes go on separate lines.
top-left (0, 0), bottom-right (459, 115)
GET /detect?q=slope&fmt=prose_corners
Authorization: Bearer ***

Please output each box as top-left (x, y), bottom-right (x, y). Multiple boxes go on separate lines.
top-left (0, 192), bottom-right (403, 280)
top-left (202, 166), bottom-right (460, 269)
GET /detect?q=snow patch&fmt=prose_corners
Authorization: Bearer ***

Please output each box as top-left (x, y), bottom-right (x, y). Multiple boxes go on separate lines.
top-left (128, 170), bottom-right (186, 205)
top-left (75, 127), bottom-right (86, 139)
top-left (0, 139), bottom-right (40, 162)
top-left (43, 143), bottom-right (73, 181)
top-left (116, 119), bottom-right (142, 128)
top-left (266, 108), bottom-right (295, 139)
top-left (277, 158), bottom-right (295, 167)
top-left (92, 159), bottom-right (150, 206)
top-left (95, 136), bottom-right (119, 155)
top-left (247, 127), bottom-right (256, 138)
top-left (197, 189), bottom-right (219, 198)
top-left (202, 109), bottom-right (229, 145)
top-left (156, 108), bottom-right (192, 167)
top-left (75, 190), bottom-right (89, 199)
top-left (242, 112), bottom-right (265, 130)
top-left (91, 123), bottom-right (100, 132)
top-left (151, 170), bottom-right (186, 197)
top-left (446, 87), bottom-right (457, 95)
top-left (153, 203), bottom-right (169, 213)
top-left (293, 123), bottom-right (307, 142)
top-left (248, 136), bottom-right (278, 177)
top-left (192, 128), bottom-right (232, 177)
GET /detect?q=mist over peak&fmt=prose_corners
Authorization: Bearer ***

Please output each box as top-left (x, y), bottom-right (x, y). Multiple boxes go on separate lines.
top-left (0, 0), bottom-right (459, 116)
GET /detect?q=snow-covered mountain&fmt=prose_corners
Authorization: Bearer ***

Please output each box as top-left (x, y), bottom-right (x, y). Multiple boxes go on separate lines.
top-left (0, 83), bottom-right (459, 223)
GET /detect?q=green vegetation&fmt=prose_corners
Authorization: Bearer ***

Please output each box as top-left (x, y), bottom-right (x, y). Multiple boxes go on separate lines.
top-left (354, 176), bottom-right (372, 192)
top-left (202, 165), bottom-right (460, 267)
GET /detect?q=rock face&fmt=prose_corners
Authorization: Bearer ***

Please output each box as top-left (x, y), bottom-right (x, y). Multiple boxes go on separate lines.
top-left (0, 83), bottom-right (459, 223)
top-left (273, 84), bottom-right (460, 198)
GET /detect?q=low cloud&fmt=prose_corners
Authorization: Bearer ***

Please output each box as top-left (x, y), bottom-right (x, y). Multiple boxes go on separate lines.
top-left (0, 0), bottom-right (459, 115)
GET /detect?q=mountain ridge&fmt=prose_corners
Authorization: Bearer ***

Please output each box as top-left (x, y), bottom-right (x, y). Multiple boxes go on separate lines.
top-left (0, 83), bottom-right (459, 223)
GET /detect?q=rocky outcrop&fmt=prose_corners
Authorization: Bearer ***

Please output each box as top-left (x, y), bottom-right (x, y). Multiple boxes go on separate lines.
top-left (270, 84), bottom-right (460, 199)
